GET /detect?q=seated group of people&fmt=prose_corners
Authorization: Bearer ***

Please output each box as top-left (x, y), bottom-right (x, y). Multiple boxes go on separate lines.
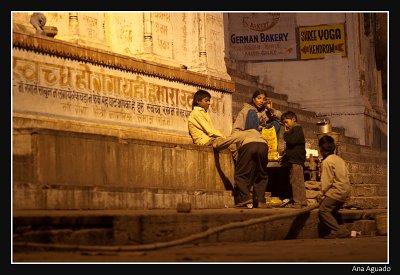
top-left (188, 89), bottom-right (288, 209)
top-left (188, 89), bottom-right (353, 239)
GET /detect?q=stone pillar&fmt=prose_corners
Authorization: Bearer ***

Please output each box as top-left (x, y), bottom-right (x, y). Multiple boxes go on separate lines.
top-left (198, 13), bottom-right (207, 68)
top-left (143, 13), bottom-right (153, 53)
top-left (69, 12), bottom-right (79, 40)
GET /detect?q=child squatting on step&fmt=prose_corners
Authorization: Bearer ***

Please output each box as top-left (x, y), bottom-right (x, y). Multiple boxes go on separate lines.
top-left (317, 134), bottom-right (351, 239)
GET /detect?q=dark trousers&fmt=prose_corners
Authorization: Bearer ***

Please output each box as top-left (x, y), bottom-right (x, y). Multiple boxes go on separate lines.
top-left (234, 142), bottom-right (269, 207)
top-left (318, 196), bottom-right (345, 233)
top-left (289, 163), bottom-right (307, 206)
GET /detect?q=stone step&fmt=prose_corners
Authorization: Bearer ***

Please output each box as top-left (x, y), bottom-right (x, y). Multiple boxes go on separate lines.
top-left (305, 181), bottom-right (387, 198)
top-left (350, 184), bottom-right (387, 197)
top-left (346, 162), bottom-right (387, 175)
top-left (13, 183), bottom-right (235, 210)
top-left (344, 196), bottom-right (387, 209)
top-left (13, 208), bottom-right (386, 247)
top-left (341, 151), bottom-right (387, 164)
top-left (341, 144), bottom-right (387, 158)
top-left (348, 173), bottom-right (387, 185)
top-left (340, 143), bottom-right (387, 157)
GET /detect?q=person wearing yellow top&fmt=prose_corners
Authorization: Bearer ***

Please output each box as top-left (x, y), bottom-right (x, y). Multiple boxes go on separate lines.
top-left (188, 90), bottom-right (225, 146)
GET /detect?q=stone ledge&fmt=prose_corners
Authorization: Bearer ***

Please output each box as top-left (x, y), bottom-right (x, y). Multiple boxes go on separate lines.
top-left (13, 182), bottom-right (234, 210)
top-left (13, 31), bottom-right (235, 94)
top-left (13, 208), bottom-right (386, 246)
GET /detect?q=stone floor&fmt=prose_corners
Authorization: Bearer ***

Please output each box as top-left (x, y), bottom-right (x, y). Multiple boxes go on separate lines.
top-left (12, 236), bottom-right (388, 264)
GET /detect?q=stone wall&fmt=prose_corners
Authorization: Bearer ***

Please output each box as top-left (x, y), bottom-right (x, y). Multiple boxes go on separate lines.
top-left (13, 117), bottom-right (235, 210)
top-left (12, 26), bottom-right (236, 210)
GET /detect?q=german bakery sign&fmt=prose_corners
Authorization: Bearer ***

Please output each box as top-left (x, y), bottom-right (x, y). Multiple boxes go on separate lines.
top-left (228, 13), bottom-right (297, 61)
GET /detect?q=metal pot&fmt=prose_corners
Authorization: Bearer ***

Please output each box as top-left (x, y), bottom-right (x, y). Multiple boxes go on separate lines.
top-left (317, 119), bottom-right (332, 133)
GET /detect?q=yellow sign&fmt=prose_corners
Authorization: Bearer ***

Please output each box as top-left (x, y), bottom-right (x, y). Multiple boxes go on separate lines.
top-left (299, 23), bottom-right (346, 60)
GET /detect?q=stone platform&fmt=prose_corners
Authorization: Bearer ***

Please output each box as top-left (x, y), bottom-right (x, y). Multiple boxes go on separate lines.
top-left (13, 207), bottom-right (387, 248)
